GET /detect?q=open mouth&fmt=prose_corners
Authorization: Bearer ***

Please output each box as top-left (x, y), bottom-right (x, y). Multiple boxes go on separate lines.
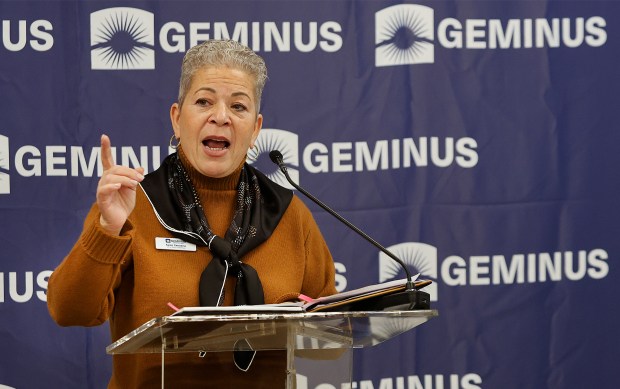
top-left (202, 138), bottom-right (230, 151)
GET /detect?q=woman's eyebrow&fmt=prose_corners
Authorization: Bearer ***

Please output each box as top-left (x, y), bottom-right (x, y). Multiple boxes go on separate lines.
top-left (232, 91), bottom-right (252, 100)
top-left (193, 88), bottom-right (251, 100)
top-left (194, 87), bottom-right (216, 95)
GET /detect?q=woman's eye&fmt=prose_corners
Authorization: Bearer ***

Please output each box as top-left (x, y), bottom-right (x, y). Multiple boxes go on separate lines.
top-left (232, 103), bottom-right (247, 112)
top-left (196, 98), bottom-right (209, 106)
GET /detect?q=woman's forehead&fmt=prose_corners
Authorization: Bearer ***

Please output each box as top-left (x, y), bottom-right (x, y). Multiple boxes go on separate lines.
top-left (189, 66), bottom-right (256, 96)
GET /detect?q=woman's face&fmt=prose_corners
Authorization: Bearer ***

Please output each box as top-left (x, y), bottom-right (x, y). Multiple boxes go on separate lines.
top-left (170, 66), bottom-right (262, 178)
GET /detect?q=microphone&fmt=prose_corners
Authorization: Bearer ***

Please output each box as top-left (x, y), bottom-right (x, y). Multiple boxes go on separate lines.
top-left (269, 150), bottom-right (429, 310)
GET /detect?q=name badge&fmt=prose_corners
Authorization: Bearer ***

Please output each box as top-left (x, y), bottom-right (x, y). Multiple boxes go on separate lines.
top-left (155, 237), bottom-right (197, 252)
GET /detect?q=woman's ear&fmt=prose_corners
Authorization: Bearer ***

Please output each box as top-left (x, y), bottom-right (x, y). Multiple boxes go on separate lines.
top-left (170, 103), bottom-right (182, 138)
top-left (251, 114), bottom-right (263, 148)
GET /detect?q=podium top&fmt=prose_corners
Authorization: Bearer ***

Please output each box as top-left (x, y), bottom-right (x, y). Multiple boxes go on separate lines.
top-left (107, 309), bottom-right (438, 355)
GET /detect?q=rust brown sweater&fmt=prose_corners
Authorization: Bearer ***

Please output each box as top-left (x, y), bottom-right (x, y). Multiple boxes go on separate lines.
top-left (47, 150), bottom-right (337, 388)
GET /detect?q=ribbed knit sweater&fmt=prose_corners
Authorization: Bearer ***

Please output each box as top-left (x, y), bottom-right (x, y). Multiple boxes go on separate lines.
top-left (47, 149), bottom-right (337, 388)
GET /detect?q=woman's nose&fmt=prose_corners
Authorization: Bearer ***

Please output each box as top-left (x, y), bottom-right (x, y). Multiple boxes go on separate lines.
top-left (209, 102), bottom-right (231, 125)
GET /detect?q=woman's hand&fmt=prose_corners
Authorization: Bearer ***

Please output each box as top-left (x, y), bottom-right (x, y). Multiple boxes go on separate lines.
top-left (96, 135), bottom-right (145, 235)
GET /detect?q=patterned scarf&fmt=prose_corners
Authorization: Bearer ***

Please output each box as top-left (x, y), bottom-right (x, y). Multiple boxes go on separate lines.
top-left (141, 152), bottom-right (293, 307)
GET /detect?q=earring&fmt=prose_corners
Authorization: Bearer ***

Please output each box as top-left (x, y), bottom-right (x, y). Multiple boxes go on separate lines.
top-left (169, 134), bottom-right (180, 149)
top-left (246, 143), bottom-right (260, 163)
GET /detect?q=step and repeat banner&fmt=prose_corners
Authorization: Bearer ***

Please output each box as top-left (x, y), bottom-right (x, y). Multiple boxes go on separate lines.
top-left (1, 1), bottom-right (619, 388)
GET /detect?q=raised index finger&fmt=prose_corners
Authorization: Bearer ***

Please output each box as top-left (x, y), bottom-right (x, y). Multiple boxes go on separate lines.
top-left (100, 134), bottom-right (115, 171)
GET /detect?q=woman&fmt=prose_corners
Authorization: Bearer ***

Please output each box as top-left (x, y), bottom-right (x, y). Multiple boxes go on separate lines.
top-left (47, 39), bottom-right (337, 388)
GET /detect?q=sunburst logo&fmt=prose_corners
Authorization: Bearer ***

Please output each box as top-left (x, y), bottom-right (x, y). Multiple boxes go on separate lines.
top-left (375, 4), bottom-right (435, 67)
top-left (0, 135), bottom-right (9, 195)
top-left (379, 242), bottom-right (438, 301)
top-left (247, 129), bottom-right (299, 189)
top-left (90, 7), bottom-right (155, 70)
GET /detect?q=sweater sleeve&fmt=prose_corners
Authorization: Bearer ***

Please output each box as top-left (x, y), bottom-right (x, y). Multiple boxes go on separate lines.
top-left (47, 204), bottom-right (133, 327)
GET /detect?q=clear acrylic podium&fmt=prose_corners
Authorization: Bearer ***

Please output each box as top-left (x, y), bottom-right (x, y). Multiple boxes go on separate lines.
top-left (107, 309), bottom-right (438, 388)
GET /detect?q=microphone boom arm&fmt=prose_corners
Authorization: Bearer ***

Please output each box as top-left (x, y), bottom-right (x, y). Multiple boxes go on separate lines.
top-left (269, 151), bottom-right (416, 291)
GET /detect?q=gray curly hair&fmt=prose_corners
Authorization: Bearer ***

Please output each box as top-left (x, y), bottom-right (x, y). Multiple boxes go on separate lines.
top-left (177, 39), bottom-right (268, 112)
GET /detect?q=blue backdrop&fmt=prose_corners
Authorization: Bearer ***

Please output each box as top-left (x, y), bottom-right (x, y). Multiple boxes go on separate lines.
top-left (1, 1), bottom-right (619, 388)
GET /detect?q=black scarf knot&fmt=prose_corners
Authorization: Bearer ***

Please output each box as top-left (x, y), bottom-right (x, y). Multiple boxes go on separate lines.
top-left (199, 236), bottom-right (265, 306)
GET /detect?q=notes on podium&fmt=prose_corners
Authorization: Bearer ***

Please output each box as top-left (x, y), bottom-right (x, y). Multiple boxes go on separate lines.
top-left (171, 277), bottom-right (432, 316)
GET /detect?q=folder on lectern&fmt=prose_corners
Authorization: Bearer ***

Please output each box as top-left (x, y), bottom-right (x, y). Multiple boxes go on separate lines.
top-left (171, 278), bottom-right (432, 316)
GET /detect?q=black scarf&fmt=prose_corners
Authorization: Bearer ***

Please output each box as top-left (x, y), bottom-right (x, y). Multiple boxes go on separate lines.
top-left (140, 152), bottom-right (293, 307)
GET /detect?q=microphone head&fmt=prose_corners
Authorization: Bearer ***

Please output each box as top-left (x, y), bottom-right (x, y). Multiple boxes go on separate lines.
top-left (269, 150), bottom-right (284, 165)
